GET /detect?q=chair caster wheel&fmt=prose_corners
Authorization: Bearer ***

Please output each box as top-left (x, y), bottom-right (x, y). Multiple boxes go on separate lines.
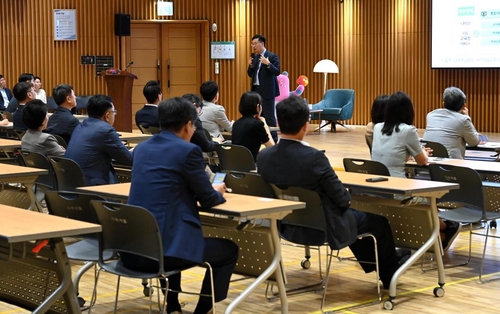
top-left (143, 285), bottom-right (154, 296)
top-left (491, 221), bottom-right (497, 229)
top-left (77, 296), bottom-right (86, 307)
top-left (433, 286), bottom-right (445, 297)
top-left (301, 259), bottom-right (311, 269)
top-left (383, 299), bottom-right (394, 310)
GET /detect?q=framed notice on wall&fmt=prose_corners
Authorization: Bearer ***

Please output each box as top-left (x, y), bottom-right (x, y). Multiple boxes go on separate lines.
top-left (54, 9), bottom-right (77, 41)
top-left (210, 41), bottom-right (236, 59)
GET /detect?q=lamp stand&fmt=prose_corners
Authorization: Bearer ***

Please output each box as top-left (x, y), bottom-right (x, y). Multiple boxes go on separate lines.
top-left (322, 72), bottom-right (328, 95)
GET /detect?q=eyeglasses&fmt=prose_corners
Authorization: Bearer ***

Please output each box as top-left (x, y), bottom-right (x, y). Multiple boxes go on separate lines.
top-left (251, 41), bottom-right (261, 46)
top-left (108, 110), bottom-right (118, 115)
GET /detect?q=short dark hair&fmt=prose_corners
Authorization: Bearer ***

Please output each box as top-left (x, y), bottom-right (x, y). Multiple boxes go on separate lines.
top-left (34, 76), bottom-right (41, 81)
top-left (87, 94), bottom-right (113, 118)
top-left (143, 80), bottom-right (162, 104)
top-left (239, 91), bottom-right (261, 116)
top-left (18, 73), bottom-right (34, 83)
top-left (0, 74), bottom-right (4, 79)
top-left (158, 97), bottom-right (198, 132)
top-left (182, 93), bottom-right (203, 109)
top-left (52, 84), bottom-right (74, 106)
top-left (13, 81), bottom-right (33, 102)
top-left (276, 96), bottom-right (309, 135)
top-left (252, 34), bottom-right (266, 46)
top-left (200, 81), bottom-right (218, 101)
top-left (443, 87), bottom-right (466, 112)
top-left (371, 94), bottom-right (389, 124)
top-left (381, 91), bottom-right (415, 136)
top-left (22, 99), bottom-right (48, 130)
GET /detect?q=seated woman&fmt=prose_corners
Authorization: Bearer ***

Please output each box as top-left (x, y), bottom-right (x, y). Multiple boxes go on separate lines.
top-left (231, 91), bottom-right (274, 161)
top-left (371, 91), bottom-right (460, 250)
top-left (21, 99), bottom-right (65, 157)
top-left (365, 94), bottom-right (389, 154)
top-left (34, 76), bottom-right (47, 104)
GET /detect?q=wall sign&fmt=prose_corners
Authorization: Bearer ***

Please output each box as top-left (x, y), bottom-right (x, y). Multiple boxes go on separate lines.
top-left (210, 41), bottom-right (236, 59)
top-left (54, 9), bottom-right (77, 41)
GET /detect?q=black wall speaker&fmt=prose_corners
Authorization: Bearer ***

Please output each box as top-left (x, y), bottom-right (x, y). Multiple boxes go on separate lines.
top-left (114, 13), bottom-right (131, 36)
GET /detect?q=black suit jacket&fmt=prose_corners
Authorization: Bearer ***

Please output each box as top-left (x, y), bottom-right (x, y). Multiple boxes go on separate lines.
top-left (45, 107), bottom-right (80, 144)
top-left (257, 139), bottom-right (357, 250)
top-left (247, 50), bottom-right (280, 100)
top-left (0, 88), bottom-right (12, 110)
top-left (135, 105), bottom-right (159, 128)
top-left (191, 117), bottom-right (216, 152)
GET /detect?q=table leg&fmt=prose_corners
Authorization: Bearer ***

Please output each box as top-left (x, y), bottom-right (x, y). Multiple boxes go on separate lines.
top-left (225, 218), bottom-right (288, 314)
top-left (33, 238), bottom-right (81, 314)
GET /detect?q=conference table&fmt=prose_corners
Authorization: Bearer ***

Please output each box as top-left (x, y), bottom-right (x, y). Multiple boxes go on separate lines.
top-left (0, 163), bottom-right (47, 212)
top-left (117, 131), bottom-right (151, 145)
top-left (0, 205), bottom-right (101, 313)
top-left (77, 182), bottom-right (305, 314)
top-left (336, 171), bottom-right (458, 310)
top-left (466, 142), bottom-right (500, 161)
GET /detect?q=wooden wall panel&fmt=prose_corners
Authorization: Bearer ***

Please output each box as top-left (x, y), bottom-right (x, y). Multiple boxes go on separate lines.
top-left (1, 0), bottom-right (500, 131)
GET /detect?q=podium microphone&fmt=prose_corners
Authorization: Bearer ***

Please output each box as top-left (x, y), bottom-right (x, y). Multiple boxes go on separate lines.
top-left (124, 61), bottom-right (134, 71)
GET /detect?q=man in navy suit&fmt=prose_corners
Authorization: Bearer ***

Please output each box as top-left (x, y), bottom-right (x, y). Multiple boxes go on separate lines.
top-left (45, 84), bottom-right (80, 144)
top-left (0, 75), bottom-right (13, 111)
top-left (135, 80), bottom-right (161, 128)
top-left (6, 73), bottom-right (35, 113)
top-left (247, 34), bottom-right (280, 142)
top-left (12, 81), bottom-right (36, 131)
top-left (257, 96), bottom-right (404, 289)
top-left (126, 97), bottom-right (238, 314)
top-left (65, 94), bottom-right (132, 185)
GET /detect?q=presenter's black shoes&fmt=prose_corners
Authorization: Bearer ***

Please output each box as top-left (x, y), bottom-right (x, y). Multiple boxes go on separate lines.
top-left (442, 220), bottom-right (461, 251)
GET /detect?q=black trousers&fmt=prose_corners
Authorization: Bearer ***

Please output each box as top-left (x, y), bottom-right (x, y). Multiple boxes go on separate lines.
top-left (348, 209), bottom-right (399, 280)
top-left (252, 85), bottom-right (278, 143)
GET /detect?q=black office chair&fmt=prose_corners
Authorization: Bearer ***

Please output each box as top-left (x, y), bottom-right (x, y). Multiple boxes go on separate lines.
top-left (52, 134), bottom-right (68, 149)
top-left (91, 200), bottom-right (215, 314)
top-left (215, 144), bottom-right (256, 172)
top-left (343, 158), bottom-right (391, 197)
top-left (49, 156), bottom-right (87, 191)
top-left (429, 164), bottom-right (500, 282)
top-left (138, 124), bottom-right (160, 135)
top-left (45, 191), bottom-right (113, 309)
top-left (0, 110), bottom-right (13, 122)
top-left (19, 151), bottom-right (58, 191)
top-left (46, 96), bottom-right (58, 112)
top-left (223, 171), bottom-right (275, 198)
top-left (76, 95), bottom-right (91, 114)
top-left (271, 185), bottom-right (380, 310)
top-left (420, 140), bottom-right (449, 158)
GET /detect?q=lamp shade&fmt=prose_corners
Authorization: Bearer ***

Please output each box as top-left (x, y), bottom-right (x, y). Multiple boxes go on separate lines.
top-left (313, 59), bottom-right (339, 74)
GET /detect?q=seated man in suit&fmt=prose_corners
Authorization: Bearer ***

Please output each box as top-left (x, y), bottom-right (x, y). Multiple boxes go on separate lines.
top-left (423, 86), bottom-right (481, 159)
top-left (0, 74), bottom-right (13, 111)
top-left (65, 94), bottom-right (132, 185)
top-left (257, 95), bottom-right (407, 289)
top-left (21, 99), bottom-right (65, 157)
top-left (199, 80), bottom-right (233, 139)
top-left (12, 81), bottom-right (36, 131)
top-left (6, 73), bottom-right (35, 113)
top-left (125, 97), bottom-right (238, 314)
top-left (135, 80), bottom-right (161, 128)
top-left (45, 84), bottom-right (80, 144)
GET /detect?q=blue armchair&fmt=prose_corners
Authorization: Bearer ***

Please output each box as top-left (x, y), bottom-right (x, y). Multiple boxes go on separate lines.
top-left (311, 89), bottom-right (354, 132)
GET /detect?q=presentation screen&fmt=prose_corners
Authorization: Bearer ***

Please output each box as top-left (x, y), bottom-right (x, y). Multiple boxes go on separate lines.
top-left (432, 1), bottom-right (500, 68)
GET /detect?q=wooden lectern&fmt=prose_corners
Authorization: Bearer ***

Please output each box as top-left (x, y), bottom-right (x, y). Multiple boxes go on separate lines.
top-left (102, 70), bottom-right (137, 132)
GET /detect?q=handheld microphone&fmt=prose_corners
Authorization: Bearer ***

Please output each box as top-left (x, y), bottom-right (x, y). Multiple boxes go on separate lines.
top-left (251, 53), bottom-right (255, 59)
top-left (124, 61), bottom-right (134, 71)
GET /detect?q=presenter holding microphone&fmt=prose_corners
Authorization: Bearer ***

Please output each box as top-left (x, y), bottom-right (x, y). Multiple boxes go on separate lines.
top-left (247, 34), bottom-right (280, 142)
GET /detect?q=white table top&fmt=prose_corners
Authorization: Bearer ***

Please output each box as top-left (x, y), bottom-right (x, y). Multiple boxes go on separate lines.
top-left (0, 205), bottom-right (101, 243)
top-left (0, 138), bottom-right (22, 149)
top-left (117, 131), bottom-right (152, 142)
top-left (0, 163), bottom-right (47, 179)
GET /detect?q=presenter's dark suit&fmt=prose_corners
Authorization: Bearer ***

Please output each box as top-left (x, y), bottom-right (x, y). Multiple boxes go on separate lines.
top-left (257, 139), bottom-right (399, 283)
top-left (65, 117), bottom-right (132, 185)
top-left (127, 131), bottom-right (238, 305)
top-left (0, 88), bottom-right (12, 110)
top-left (247, 50), bottom-right (280, 141)
top-left (45, 107), bottom-right (80, 144)
top-left (135, 105), bottom-right (159, 128)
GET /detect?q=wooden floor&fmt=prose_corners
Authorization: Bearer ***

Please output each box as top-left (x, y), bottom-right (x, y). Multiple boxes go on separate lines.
top-left (2, 125), bottom-right (500, 313)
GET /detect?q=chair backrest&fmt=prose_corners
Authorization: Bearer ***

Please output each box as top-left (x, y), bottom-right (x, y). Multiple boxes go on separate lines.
top-left (46, 97), bottom-right (58, 112)
top-left (0, 111), bottom-right (13, 122)
top-left (76, 95), bottom-right (91, 113)
top-left (215, 144), bottom-right (256, 172)
top-left (137, 124), bottom-right (160, 135)
top-left (19, 151), bottom-right (58, 190)
top-left (91, 200), bottom-right (164, 273)
top-left (203, 128), bottom-right (212, 141)
top-left (45, 191), bottom-right (106, 238)
top-left (271, 185), bottom-right (326, 246)
top-left (52, 134), bottom-right (68, 149)
top-left (343, 158), bottom-right (390, 176)
top-left (13, 129), bottom-right (25, 140)
top-left (49, 156), bottom-right (87, 191)
top-left (317, 89), bottom-right (354, 121)
top-left (421, 140), bottom-right (449, 158)
top-left (223, 171), bottom-right (275, 198)
top-left (428, 164), bottom-right (484, 210)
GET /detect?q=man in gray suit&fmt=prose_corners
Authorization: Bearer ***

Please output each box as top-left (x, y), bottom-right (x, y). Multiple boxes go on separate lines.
top-left (199, 80), bottom-right (233, 139)
top-left (423, 87), bottom-right (481, 159)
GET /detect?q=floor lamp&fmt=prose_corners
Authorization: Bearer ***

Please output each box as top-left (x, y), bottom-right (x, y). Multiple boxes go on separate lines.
top-left (313, 59), bottom-right (339, 95)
